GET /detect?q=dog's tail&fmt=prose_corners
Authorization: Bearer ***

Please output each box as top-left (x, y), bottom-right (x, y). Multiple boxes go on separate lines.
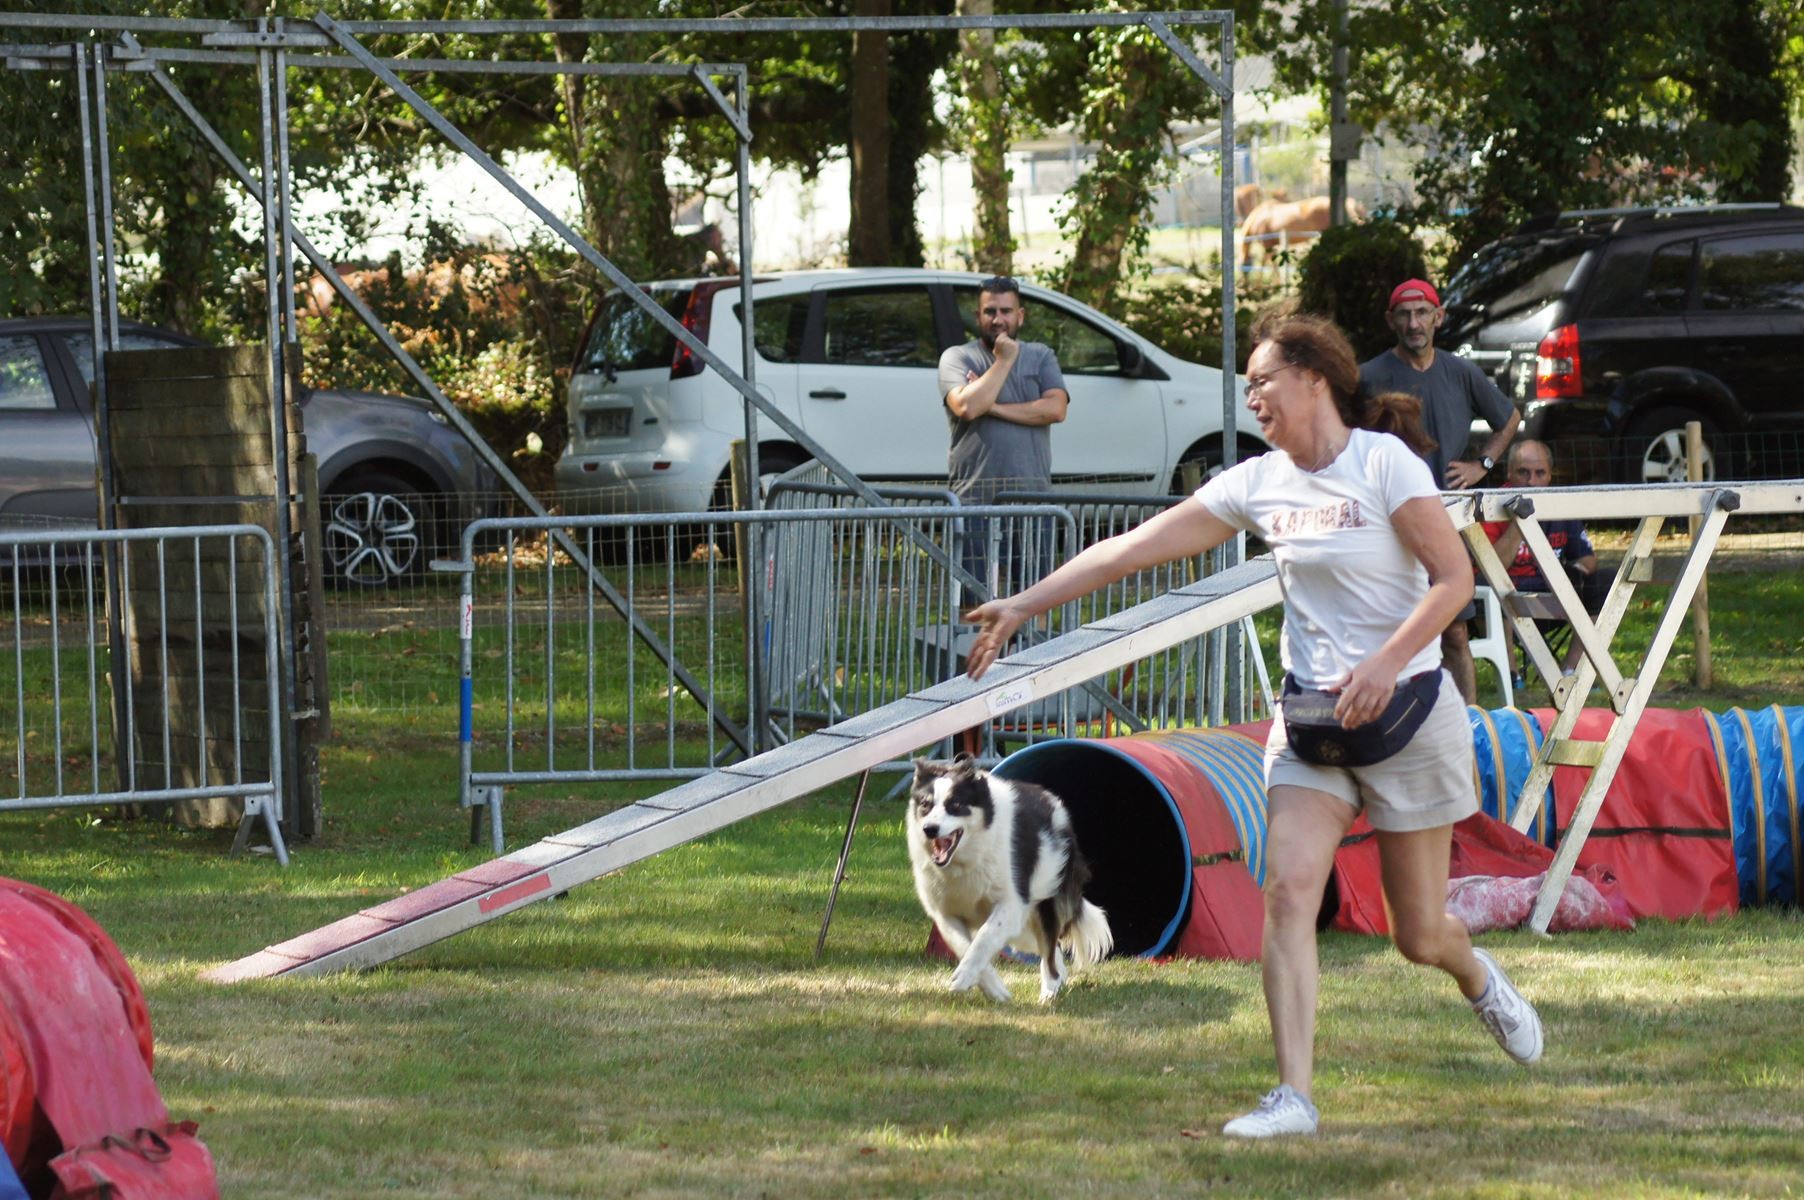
top-left (1062, 900), bottom-right (1113, 969)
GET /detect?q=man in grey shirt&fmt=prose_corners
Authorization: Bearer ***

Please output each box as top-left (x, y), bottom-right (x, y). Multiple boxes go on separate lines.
top-left (1360, 277), bottom-right (1520, 704)
top-left (939, 275), bottom-right (1069, 599)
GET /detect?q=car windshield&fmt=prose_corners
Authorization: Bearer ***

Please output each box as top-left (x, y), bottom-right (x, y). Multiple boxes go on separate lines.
top-left (1442, 235), bottom-right (1594, 320)
top-left (577, 286), bottom-right (689, 374)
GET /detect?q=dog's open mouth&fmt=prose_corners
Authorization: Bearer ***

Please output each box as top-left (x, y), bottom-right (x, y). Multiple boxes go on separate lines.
top-left (929, 829), bottom-right (962, 867)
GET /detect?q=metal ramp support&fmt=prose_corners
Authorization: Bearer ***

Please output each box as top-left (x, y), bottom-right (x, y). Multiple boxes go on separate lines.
top-left (1455, 480), bottom-right (1804, 934)
top-left (203, 558), bottom-right (1282, 982)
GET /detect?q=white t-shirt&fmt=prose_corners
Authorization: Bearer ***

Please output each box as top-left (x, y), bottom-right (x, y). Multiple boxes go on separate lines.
top-left (1196, 427), bottom-right (1443, 689)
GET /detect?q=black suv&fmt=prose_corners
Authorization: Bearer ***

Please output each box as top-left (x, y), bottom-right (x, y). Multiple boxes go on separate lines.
top-left (1439, 204), bottom-right (1804, 482)
top-left (0, 317), bottom-right (499, 585)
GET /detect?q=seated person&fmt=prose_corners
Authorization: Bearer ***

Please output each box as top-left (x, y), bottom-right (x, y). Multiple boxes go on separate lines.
top-left (1480, 440), bottom-right (1608, 669)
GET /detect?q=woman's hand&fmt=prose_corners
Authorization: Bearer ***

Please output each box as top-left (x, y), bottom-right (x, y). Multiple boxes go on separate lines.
top-left (963, 598), bottom-right (1028, 681)
top-left (1332, 656), bottom-right (1402, 728)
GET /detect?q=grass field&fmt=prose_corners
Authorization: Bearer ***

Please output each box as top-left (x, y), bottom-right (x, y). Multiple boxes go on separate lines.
top-left (2, 558), bottom-right (1802, 1197)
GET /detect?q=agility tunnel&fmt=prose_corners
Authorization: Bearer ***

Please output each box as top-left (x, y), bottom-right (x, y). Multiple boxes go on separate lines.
top-left (1703, 705), bottom-right (1804, 906)
top-left (0, 877), bottom-right (219, 1197)
top-left (991, 704), bottom-right (1802, 960)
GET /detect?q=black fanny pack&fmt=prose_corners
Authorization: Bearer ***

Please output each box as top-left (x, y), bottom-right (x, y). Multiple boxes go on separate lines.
top-left (1280, 668), bottom-right (1443, 767)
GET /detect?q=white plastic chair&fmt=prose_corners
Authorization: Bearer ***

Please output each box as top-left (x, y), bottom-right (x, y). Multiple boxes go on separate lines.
top-left (1469, 585), bottom-right (1515, 708)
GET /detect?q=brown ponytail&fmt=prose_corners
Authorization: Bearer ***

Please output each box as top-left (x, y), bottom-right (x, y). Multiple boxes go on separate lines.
top-left (1359, 390), bottom-right (1438, 458)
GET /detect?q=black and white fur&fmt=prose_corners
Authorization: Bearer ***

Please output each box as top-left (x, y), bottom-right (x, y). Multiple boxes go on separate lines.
top-left (907, 756), bottom-right (1113, 1003)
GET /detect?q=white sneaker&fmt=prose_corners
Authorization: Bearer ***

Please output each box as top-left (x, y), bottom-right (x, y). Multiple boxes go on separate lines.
top-left (1471, 947), bottom-right (1545, 1065)
top-left (1221, 1084), bottom-right (1319, 1138)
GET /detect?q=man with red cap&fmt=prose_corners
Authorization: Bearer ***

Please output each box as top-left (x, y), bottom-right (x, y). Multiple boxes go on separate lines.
top-left (1359, 278), bottom-right (1520, 703)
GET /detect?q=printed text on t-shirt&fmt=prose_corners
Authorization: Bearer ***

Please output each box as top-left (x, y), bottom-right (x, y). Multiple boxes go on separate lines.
top-left (1270, 500), bottom-right (1366, 538)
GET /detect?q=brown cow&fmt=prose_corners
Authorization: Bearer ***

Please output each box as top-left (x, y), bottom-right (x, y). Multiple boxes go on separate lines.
top-left (1233, 183), bottom-right (1291, 221)
top-left (1237, 195), bottom-right (1366, 267)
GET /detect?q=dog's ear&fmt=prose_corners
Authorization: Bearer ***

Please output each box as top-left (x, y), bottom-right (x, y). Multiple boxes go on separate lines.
top-left (911, 757), bottom-right (944, 785)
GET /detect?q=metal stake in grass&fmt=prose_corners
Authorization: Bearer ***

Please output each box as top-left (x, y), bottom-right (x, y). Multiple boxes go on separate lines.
top-left (815, 769), bottom-right (873, 959)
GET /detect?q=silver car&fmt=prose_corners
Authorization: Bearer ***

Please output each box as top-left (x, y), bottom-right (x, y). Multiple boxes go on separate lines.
top-left (0, 317), bottom-right (498, 586)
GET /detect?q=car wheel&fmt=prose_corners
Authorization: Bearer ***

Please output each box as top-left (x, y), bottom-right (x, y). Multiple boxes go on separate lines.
top-left (321, 470), bottom-right (431, 588)
top-left (1170, 436), bottom-right (1265, 493)
top-left (1621, 407), bottom-right (1724, 484)
top-left (754, 448), bottom-right (808, 503)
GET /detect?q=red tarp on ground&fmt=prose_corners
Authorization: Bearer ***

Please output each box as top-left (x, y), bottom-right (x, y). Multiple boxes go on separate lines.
top-left (1327, 811), bottom-right (1634, 936)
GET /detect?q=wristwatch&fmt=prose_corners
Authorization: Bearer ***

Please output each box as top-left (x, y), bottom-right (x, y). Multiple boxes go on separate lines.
top-left (1479, 455), bottom-right (1495, 472)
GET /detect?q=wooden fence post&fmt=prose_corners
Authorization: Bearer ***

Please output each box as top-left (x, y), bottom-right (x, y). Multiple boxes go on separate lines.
top-left (1687, 421), bottom-right (1712, 689)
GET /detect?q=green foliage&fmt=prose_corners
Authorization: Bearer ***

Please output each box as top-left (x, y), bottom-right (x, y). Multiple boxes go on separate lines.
top-left (985, 1), bottom-right (1230, 314)
top-left (1044, 10), bottom-right (1217, 315)
top-left (297, 233), bottom-right (589, 493)
top-left (1241, 0), bottom-right (1803, 262)
top-left (1294, 219), bottom-right (1429, 362)
top-left (1112, 273), bottom-right (1289, 373)
top-left (0, 0), bottom-right (424, 334)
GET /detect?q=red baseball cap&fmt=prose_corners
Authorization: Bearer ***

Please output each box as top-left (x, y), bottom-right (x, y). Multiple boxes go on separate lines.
top-left (1388, 279), bottom-right (1441, 310)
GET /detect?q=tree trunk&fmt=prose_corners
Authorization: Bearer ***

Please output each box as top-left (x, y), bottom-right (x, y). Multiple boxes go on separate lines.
top-left (885, 16), bottom-right (954, 269)
top-left (543, 0), bottom-right (681, 280)
top-left (150, 152), bottom-right (229, 334)
top-left (1061, 36), bottom-right (1164, 314)
top-left (956, 0), bottom-right (1012, 274)
top-left (545, 0), bottom-right (597, 252)
top-left (848, 0), bottom-right (893, 266)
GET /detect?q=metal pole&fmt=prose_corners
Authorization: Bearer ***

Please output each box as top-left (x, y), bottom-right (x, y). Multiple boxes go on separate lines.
top-left (735, 69), bottom-right (769, 756)
top-left (815, 769), bottom-right (873, 959)
top-left (1218, 15), bottom-right (1246, 720)
top-left (92, 46), bottom-right (119, 352)
top-left (257, 31), bottom-right (302, 841)
top-left (74, 46), bottom-right (108, 515)
top-left (1328, 0), bottom-right (1348, 229)
top-left (75, 42), bottom-right (136, 790)
top-left (276, 19), bottom-right (298, 344)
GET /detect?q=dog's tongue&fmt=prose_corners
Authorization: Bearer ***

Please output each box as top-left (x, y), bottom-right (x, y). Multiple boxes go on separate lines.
top-left (932, 834), bottom-right (956, 864)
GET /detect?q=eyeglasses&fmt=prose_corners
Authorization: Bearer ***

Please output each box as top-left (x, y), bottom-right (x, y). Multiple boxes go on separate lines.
top-left (1246, 363), bottom-right (1302, 397)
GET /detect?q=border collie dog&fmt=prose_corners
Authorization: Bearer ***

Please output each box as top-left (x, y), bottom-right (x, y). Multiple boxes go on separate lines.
top-left (907, 757), bottom-right (1113, 1003)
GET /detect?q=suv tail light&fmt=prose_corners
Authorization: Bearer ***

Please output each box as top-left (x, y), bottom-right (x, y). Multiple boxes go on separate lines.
top-left (670, 281), bottom-right (731, 379)
top-left (1534, 324), bottom-right (1582, 399)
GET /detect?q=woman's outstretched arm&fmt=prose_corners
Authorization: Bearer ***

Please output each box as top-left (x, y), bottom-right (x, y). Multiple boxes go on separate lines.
top-left (963, 500), bottom-right (1239, 680)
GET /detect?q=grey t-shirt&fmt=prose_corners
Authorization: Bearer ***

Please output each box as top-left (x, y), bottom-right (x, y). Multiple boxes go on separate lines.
top-left (938, 339), bottom-right (1068, 500)
top-left (1359, 348), bottom-right (1515, 488)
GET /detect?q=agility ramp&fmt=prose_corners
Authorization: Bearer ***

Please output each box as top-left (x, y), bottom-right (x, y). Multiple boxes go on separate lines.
top-left (205, 559), bottom-right (1283, 981)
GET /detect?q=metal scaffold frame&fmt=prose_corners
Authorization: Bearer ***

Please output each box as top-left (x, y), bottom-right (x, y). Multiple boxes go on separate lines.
top-left (1, 9), bottom-right (1250, 776)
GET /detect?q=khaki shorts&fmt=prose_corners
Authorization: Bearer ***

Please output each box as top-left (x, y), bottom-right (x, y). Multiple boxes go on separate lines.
top-left (1265, 670), bottom-right (1478, 832)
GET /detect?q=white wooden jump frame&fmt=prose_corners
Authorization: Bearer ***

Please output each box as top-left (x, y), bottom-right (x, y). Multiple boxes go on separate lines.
top-left (1452, 479), bottom-right (1804, 933)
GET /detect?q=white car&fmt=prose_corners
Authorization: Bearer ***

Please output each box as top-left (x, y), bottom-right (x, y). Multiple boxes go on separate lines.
top-left (553, 269), bottom-right (1260, 513)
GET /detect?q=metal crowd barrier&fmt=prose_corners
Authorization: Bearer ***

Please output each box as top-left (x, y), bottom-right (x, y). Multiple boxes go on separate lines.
top-left (451, 500), bottom-right (1273, 849)
top-left (0, 524), bottom-right (288, 864)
